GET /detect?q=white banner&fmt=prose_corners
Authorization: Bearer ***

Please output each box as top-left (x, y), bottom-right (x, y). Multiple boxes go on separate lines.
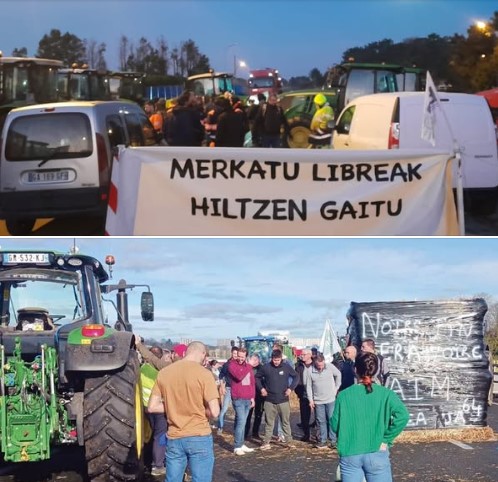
top-left (421, 71), bottom-right (441, 147)
top-left (105, 146), bottom-right (459, 236)
top-left (319, 319), bottom-right (342, 363)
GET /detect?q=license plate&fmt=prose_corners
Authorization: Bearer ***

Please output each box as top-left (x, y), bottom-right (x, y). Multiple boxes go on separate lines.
top-left (26, 170), bottom-right (70, 183)
top-left (4, 253), bottom-right (50, 265)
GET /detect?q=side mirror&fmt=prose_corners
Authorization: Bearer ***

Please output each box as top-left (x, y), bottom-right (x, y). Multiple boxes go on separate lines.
top-left (336, 123), bottom-right (350, 135)
top-left (141, 292), bottom-right (154, 321)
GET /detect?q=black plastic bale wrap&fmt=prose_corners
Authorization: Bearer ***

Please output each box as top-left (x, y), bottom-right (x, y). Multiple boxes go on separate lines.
top-left (347, 299), bottom-right (492, 431)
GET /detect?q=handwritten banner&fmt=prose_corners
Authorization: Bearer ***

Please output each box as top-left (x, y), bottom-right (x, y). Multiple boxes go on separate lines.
top-left (105, 146), bottom-right (458, 236)
top-left (346, 299), bottom-right (492, 430)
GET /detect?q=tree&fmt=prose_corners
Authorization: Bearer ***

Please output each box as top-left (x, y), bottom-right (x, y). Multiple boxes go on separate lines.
top-left (85, 39), bottom-right (97, 68)
top-left (309, 68), bottom-right (324, 88)
top-left (11, 47), bottom-right (28, 57)
top-left (287, 75), bottom-right (314, 89)
top-left (178, 39), bottom-right (210, 76)
top-left (37, 29), bottom-right (86, 67)
top-left (449, 12), bottom-right (498, 91)
top-left (119, 35), bottom-right (130, 71)
top-left (156, 36), bottom-right (169, 76)
top-left (95, 43), bottom-right (107, 71)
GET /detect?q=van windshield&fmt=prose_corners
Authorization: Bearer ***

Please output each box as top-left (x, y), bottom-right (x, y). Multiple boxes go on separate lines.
top-left (5, 113), bottom-right (93, 161)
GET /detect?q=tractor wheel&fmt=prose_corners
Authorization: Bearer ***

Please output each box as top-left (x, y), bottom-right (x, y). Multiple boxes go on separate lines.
top-left (83, 350), bottom-right (144, 482)
top-left (6, 218), bottom-right (36, 235)
top-left (287, 121), bottom-right (312, 149)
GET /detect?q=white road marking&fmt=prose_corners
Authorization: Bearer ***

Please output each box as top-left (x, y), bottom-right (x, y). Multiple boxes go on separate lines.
top-left (449, 440), bottom-right (474, 450)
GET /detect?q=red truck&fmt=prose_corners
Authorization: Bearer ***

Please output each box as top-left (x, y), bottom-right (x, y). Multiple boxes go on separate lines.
top-left (248, 68), bottom-right (282, 101)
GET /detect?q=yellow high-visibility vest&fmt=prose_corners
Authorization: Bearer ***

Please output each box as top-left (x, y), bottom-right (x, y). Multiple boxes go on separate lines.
top-left (140, 362), bottom-right (159, 406)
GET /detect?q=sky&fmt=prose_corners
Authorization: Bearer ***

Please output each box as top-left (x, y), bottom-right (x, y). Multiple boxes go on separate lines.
top-left (1, 0), bottom-right (496, 79)
top-left (1, 237), bottom-right (497, 345)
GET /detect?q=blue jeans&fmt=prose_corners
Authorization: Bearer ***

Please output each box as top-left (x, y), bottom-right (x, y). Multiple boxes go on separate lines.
top-left (262, 134), bottom-right (281, 148)
top-left (315, 402), bottom-right (336, 444)
top-left (218, 386), bottom-right (231, 429)
top-left (166, 435), bottom-right (214, 482)
top-left (340, 448), bottom-right (392, 482)
top-left (232, 398), bottom-right (251, 448)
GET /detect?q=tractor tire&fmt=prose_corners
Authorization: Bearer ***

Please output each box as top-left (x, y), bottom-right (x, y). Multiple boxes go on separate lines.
top-left (83, 350), bottom-right (144, 482)
top-left (287, 121), bottom-right (312, 149)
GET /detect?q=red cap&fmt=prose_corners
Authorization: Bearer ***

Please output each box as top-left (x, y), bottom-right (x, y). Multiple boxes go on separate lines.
top-left (173, 344), bottom-right (187, 358)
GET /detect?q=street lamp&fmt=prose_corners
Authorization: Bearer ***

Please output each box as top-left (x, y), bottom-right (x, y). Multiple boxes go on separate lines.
top-left (476, 20), bottom-right (487, 31)
top-left (237, 60), bottom-right (248, 77)
top-left (475, 20), bottom-right (492, 37)
top-left (227, 43), bottom-right (237, 75)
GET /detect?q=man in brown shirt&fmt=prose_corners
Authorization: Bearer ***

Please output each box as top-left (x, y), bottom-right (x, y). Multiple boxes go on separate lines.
top-left (148, 341), bottom-right (219, 482)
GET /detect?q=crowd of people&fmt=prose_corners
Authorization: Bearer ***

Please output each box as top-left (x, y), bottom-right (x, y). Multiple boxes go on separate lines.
top-left (142, 90), bottom-right (334, 149)
top-left (136, 336), bottom-right (409, 482)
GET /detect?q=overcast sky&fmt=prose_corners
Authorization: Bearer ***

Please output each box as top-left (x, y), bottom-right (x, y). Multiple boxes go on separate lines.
top-left (1, 237), bottom-right (496, 345)
top-left (1, 0), bottom-right (496, 78)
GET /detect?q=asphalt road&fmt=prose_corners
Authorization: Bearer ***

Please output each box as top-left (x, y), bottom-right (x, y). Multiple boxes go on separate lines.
top-left (0, 403), bottom-right (496, 482)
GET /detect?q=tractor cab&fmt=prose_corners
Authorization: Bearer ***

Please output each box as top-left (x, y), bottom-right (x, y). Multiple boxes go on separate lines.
top-left (242, 333), bottom-right (293, 364)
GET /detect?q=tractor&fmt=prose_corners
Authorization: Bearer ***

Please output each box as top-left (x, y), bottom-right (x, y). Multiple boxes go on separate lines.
top-left (0, 249), bottom-right (154, 481)
top-left (241, 332), bottom-right (294, 364)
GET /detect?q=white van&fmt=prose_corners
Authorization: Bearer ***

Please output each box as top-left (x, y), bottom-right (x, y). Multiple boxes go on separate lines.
top-left (332, 92), bottom-right (498, 214)
top-left (0, 100), bottom-right (160, 234)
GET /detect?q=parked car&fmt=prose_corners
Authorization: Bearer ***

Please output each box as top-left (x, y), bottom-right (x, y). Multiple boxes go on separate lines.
top-left (0, 100), bottom-right (160, 235)
top-left (278, 89), bottom-right (338, 148)
top-left (331, 92), bottom-right (498, 214)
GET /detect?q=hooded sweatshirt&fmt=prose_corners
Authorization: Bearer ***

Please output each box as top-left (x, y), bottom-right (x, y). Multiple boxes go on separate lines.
top-left (228, 358), bottom-right (255, 400)
top-left (256, 360), bottom-right (298, 404)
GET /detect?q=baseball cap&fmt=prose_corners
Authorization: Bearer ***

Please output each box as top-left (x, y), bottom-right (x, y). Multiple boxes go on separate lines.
top-left (173, 344), bottom-right (187, 358)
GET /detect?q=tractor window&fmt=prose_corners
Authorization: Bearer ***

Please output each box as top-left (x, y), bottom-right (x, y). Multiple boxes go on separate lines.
top-left (0, 268), bottom-right (88, 329)
top-left (344, 69), bottom-right (399, 105)
top-left (217, 77), bottom-right (233, 93)
top-left (189, 80), bottom-right (206, 97)
top-left (403, 72), bottom-right (418, 91)
top-left (376, 70), bottom-right (398, 93)
top-left (279, 95), bottom-right (309, 116)
top-left (245, 340), bottom-right (273, 364)
top-left (1, 65), bottom-right (29, 103)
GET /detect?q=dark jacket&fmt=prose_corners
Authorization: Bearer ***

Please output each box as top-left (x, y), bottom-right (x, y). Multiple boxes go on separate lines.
top-left (339, 359), bottom-right (356, 391)
top-left (254, 103), bottom-right (289, 137)
top-left (255, 360), bottom-right (298, 404)
top-left (218, 361), bottom-right (232, 388)
top-left (216, 109), bottom-right (247, 147)
top-left (294, 359), bottom-right (313, 399)
top-left (163, 105), bottom-right (203, 146)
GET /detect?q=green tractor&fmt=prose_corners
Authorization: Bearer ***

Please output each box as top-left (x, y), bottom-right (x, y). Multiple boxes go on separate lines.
top-left (280, 61), bottom-right (425, 148)
top-left (0, 249), bottom-right (154, 480)
top-left (241, 334), bottom-right (294, 364)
